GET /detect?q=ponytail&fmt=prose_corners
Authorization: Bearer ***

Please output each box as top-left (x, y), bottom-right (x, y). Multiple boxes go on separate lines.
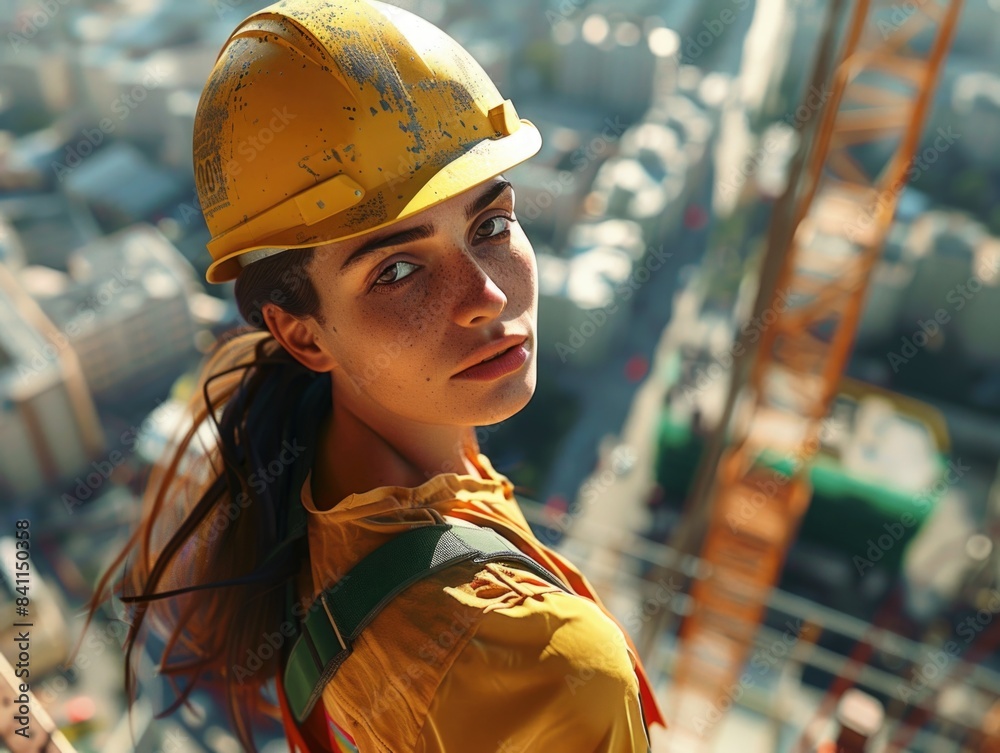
top-left (77, 248), bottom-right (326, 753)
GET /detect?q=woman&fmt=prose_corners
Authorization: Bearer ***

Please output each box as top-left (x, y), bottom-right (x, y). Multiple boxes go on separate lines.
top-left (79, 0), bottom-right (667, 750)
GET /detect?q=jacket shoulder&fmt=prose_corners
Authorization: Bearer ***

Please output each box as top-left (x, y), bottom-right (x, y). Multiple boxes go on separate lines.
top-left (314, 557), bottom-right (568, 752)
top-left (414, 581), bottom-right (649, 752)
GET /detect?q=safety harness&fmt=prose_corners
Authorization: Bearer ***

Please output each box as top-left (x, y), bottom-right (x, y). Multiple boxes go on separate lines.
top-left (269, 377), bottom-right (571, 751)
top-left (282, 522), bottom-right (571, 724)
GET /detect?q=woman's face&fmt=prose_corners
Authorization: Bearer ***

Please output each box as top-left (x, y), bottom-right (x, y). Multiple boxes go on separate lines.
top-left (301, 175), bottom-right (538, 427)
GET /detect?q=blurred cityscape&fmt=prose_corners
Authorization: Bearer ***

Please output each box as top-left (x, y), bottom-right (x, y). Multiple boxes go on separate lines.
top-left (2, 0), bottom-right (1000, 750)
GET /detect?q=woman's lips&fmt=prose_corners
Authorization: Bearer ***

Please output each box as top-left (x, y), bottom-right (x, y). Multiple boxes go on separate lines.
top-left (451, 341), bottom-right (530, 380)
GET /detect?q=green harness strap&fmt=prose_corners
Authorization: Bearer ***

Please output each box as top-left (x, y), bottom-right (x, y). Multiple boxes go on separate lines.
top-left (283, 522), bottom-right (571, 723)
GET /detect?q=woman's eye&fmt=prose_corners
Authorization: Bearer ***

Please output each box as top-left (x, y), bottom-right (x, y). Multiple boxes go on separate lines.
top-left (371, 215), bottom-right (515, 292)
top-left (475, 216), bottom-right (513, 240)
top-left (374, 260), bottom-right (419, 288)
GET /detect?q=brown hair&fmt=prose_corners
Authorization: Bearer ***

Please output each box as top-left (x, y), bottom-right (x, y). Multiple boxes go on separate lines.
top-left (76, 247), bottom-right (326, 752)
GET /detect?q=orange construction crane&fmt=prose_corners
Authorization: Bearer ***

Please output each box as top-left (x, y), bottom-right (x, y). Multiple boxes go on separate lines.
top-left (657, 0), bottom-right (965, 749)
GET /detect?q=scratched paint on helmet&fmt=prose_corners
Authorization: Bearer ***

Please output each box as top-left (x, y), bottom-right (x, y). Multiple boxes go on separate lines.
top-left (194, 0), bottom-right (542, 284)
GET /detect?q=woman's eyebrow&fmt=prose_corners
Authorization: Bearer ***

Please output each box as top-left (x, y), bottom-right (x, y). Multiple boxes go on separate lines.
top-left (464, 179), bottom-right (512, 221)
top-left (339, 180), bottom-right (513, 273)
top-left (340, 225), bottom-right (434, 272)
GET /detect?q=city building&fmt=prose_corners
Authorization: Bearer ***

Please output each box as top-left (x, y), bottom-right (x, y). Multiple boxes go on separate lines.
top-left (952, 69), bottom-right (1000, 172)
top-left (0, 217), bottom-right (27, 271)
top-left (0, 43), bottom-right (74, 122)
top-left (61, 142), bottom-right (189, 230)
top-left (0, 262), bottom-right (105, 502)
top-left (2, 193), bottom-right (98, 274)
top-left (536, 245), bottom-right (634, 368)
top-left (19, 223), bottom-right (200, 402)
top-left (552, 12), bottom-right (666, 122)
top-left (855, 219), bottom-right (914, 350)
top-left (566, 217), bottom-right (646, 264)
top-left (505, 118), bottom-right (600, 244)
top-left (587, 150), bottom-right (689, 242)
top-left (902, 210), bottom-right (993, 336)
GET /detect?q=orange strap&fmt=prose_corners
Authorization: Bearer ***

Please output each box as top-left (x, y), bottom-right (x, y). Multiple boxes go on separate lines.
top-left (275, 671), bottom-right (339, 753)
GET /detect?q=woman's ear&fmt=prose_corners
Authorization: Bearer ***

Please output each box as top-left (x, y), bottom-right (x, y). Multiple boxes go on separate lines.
top-left (262, 302), bottom-right (338, 373)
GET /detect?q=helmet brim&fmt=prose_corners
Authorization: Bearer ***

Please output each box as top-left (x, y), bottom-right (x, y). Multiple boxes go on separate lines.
top-left (205, 119), bottom-right (543, 284)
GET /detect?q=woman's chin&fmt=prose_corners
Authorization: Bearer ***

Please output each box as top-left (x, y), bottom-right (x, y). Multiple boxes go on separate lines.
top-left (468, 374), bottom-right (537, 426)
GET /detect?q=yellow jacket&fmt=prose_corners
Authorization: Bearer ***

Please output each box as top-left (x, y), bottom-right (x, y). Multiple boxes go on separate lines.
top-left (291, 447), bottom-right (667, 752)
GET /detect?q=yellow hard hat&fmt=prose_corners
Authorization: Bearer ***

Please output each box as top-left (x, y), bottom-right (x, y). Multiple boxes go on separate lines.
top-left (194, 0), bottom-right (542, 284)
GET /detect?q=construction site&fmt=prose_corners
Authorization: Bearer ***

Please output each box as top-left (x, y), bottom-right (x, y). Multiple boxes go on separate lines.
top-left (1, 0), bottom-right (999, 750)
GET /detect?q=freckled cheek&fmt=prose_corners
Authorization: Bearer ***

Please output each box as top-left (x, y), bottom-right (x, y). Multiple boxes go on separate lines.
top-left (506, 251), bottom-right (536, 309)
top-left (351, 298), bottom-right (414, 333)
top-left (349, 289), bottom-right (446, 365)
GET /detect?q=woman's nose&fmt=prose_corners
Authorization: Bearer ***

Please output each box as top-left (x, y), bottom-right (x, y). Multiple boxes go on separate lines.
top-left (446, 244), bottom-right (509, 327)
